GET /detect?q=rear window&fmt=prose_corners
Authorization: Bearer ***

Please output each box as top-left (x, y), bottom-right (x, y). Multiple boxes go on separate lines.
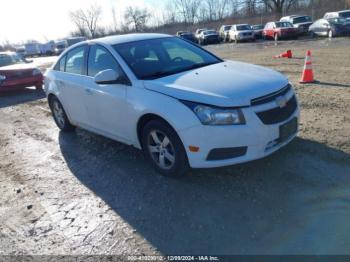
top-left (293, 16), bottom-right (312, 24)
top-left (236, 25), bottom-right (251, 31)
top-left (275, 22), bottom-right (293, 28)
top-left (340, 11), bottom-right (350, 18)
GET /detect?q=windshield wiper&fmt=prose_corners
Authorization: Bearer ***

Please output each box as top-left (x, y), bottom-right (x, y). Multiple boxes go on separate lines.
top-left (142, 61), bottom-right (220, 80)
top-left (185, 61), bottom-right (220, 71)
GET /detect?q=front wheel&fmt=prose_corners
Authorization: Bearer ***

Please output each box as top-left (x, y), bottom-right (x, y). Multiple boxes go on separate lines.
top-left (142, 120), bottom-right (189, 176)
top-left (49, 96), bottom-right (75, 132)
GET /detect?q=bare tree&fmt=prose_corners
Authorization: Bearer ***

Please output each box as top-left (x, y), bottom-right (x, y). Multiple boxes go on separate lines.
top-left (70, 5), bottom-right (102, 38)
top-left (258, 0), bottom-right (299, 16)
top-left (173, 0), bottom-right (202, 24)
top-left (124, 6), bottom-right (150, 32)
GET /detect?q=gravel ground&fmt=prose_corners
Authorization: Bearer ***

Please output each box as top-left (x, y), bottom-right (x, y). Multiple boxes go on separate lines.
top-left (0, 38), bottom-right (350, 256)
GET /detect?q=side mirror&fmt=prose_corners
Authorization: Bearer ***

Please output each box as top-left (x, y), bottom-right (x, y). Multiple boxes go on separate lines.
top-left (94, 69), bottom-right (120, 85)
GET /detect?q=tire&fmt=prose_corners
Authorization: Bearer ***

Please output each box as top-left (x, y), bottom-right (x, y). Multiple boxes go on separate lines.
top-left (142, 119), bottom-right (189, 176)
top-left (49, 96), bottom-right (75, 132)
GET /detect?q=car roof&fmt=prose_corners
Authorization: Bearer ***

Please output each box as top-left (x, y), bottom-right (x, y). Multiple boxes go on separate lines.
top-left (90, 33), bottom-right (171, 46)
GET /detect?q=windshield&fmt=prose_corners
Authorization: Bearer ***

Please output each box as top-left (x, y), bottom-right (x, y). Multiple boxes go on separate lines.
top-left (275, 22), bottom-right (293, 28)
top-left (340, 11), bottom-right (350, 18)
top-left (203, 30), bottom-right (217, 35)
top-left (293, 16), bottom-right (312, 24)
top-left (236, 25), bottom-right (251, 31)
top-left (224, 26), bottom-right (232, 31)
top-left (329, 17), bottom-right (349, 24)
top-left (252, 25), bottom-right (264, 30)
top-left (113, 37), bottom-right (222, 80)
top-left (0, 53), bottom-right (23, 67)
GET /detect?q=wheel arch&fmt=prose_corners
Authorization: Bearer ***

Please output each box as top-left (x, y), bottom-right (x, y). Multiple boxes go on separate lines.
top-left (136, 113), bottom-right (178, 149)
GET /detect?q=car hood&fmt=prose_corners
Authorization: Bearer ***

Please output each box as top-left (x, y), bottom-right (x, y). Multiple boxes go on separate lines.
top-left (0, 63), bottom-right (36, 71)
top-left (143, 61), bottom-right (289, 107)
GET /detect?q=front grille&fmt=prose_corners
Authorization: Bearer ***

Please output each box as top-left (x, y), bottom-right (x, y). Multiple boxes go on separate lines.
top-left (256, 96), bottom-right (297, 125)
top-left (251, 84), bottom-right (291, 106)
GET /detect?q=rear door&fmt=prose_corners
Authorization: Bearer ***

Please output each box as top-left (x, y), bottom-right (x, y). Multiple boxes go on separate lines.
top-left (56, 45), bottom-right (90, 126)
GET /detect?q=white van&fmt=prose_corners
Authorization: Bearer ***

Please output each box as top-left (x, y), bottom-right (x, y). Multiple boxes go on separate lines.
top-left (25, 43), bottom-right (41, 57)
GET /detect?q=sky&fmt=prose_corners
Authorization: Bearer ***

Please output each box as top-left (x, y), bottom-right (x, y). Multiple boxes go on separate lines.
top-left (0, 0), bottom-right (163, 44)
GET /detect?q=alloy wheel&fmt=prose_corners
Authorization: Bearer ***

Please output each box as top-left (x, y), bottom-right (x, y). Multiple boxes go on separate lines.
top-left (147, 130), bottom-right (175, 170)
top-left (52, 100), bottom-right (65, 128)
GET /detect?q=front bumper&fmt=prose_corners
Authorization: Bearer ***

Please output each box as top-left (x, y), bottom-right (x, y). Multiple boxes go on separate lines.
top-left (237, 34), bottom-right (255, 40)
top-left (178, 92), bottom-right (300, 168)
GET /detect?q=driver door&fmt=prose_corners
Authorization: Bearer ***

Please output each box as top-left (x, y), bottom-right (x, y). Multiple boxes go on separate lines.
top-left (83, 45), bottom-right (131, 142)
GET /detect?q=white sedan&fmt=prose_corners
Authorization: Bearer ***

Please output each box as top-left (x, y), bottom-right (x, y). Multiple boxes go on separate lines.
top-left (44, 34), bottom-right (299, 176)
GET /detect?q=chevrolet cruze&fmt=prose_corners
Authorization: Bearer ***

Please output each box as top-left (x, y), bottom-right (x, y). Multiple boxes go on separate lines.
top-left (44, 34), bottom-right (299, 176)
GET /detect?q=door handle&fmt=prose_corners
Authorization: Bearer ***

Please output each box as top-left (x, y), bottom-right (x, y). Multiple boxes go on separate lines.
top-left (85, 88), bottom-right (94, 95)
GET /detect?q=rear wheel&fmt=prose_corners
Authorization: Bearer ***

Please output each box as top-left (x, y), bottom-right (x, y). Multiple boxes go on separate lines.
top-left (142, 119), bottom-right (189, 176)
top-left (49, 96), bottom-right (75, 132)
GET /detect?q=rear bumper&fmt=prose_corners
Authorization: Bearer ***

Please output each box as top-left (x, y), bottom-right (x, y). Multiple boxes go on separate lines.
top-left (0, 75), bottom-right (43, 92)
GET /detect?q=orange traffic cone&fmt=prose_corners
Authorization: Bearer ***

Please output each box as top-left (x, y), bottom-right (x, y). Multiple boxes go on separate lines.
top-left (300, 50), bottom-right (315, 84)
top-left (273, 50), bottom-right (292, 59)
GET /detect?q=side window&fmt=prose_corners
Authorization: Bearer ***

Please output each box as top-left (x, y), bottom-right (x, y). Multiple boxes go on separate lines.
top-left (54, 55), bottom-right (66, 71)
top-left (65, 46), bottom-right (86, 75)
top-left (88, 45), bottom-right (122, 78)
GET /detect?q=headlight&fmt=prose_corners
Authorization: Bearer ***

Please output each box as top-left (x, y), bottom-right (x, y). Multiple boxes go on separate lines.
top-left (32, 69), bottom-right (41, 76)
top-left (0, 75), bottom-right (6, 81)
top-left (182, 101), bottom-right (246, 125)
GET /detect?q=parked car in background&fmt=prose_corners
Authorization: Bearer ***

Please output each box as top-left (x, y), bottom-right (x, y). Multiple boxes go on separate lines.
top-left (251, 24), bottom-right (265, 39)
top-left (280, 15), bottom-right (313, 34)
top-left (198, 30), bottom-right (220, 45)
top-left (15, 46), bottom-right (26, 58)
top-left (195, 28), bottom-right (208, 42)
top-left (219, 25), bottom-right (232, 42)
top-left (54, 40), bottom-right (68, 55)
top-left (0, 52), bottom-right (43, 92)
top-left (176, 31), bottom-right (197, 43)
top-left (263, 21), bottom-right (299, 41)
top-left (324, 10), bottom-right (350, 20)
top-left (24, 43), bottom-right (41, 57)
top-left (66, 37), bottom-right (87, 47)
top-left (309, 17), bottom-right (350, 38)
top-left (229, 24), bottom-right (255, 43)
top-left (45, 33), bottom-right (299, 175)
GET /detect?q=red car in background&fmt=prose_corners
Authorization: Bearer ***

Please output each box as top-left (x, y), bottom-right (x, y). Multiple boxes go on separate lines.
top-left (0, 52), bottom-right (43, 92)
top-left (263, 21), bottom-right (299, 41)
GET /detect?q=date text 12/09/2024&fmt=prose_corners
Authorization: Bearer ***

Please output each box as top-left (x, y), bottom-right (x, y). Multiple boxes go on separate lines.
top-left (127, 255), bottom-right (220, 261)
